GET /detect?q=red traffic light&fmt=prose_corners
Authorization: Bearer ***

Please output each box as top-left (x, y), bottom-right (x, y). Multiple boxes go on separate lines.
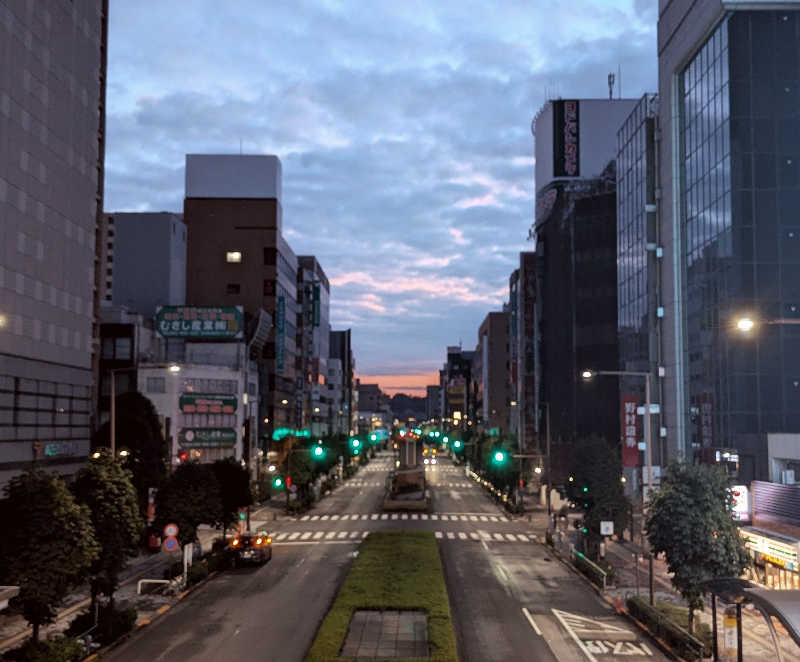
top-left (179, 451), bottom-right (189, 462)
top-left (286, 476), bottom-right (292, 487)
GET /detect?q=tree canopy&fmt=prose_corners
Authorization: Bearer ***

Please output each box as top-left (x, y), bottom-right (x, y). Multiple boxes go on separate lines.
top-left (646, 461), bottom-right (750, 631)
top-left (0, 468), bottom-right (100, 640)
top-left (211, 457), bottom-right (253, 537)
top-left (72, 453), bottom-right (143, 608)
top-left (155, 461), bottom-right (222, 546)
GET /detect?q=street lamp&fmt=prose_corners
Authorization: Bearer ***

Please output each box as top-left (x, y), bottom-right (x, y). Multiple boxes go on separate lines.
top-left (581, 369), bottom-right (653, 503)
top-left (736, 317), bottom-right (755, 333)
top-left (168, 364), bottom-right (181, 373)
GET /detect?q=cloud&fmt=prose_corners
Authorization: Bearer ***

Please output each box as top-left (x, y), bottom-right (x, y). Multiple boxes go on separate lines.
top-left (105, 0), bottom-right (657, 388)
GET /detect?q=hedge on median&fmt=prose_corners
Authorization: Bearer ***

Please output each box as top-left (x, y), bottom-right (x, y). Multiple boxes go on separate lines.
top-left (626, 596), bottom-right (711, 661)
top-left (305, 531), bottom-right (458, 662)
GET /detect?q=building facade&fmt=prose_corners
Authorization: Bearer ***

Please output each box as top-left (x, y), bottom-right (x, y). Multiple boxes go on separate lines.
top-left (476, 312), bottom-right (510, 435)
top-left (183, 154), bottom-right (294, 456)
top-left (425, 385), bottom-right (441, 422)
top-left (103, 212), bottom-right (186, 317)
top-left (659, 2), bottom-right (800, 482)
top-left (330, 329), bottom-right (355, 434)
top-left (0, 0), bottom-right (108, 486)
top-left (296, 256), bottom-right (330, 437)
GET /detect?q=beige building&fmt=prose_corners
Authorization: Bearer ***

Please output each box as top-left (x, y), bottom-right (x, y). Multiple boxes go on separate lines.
top-left (0, 1), bottom-right (108, 486)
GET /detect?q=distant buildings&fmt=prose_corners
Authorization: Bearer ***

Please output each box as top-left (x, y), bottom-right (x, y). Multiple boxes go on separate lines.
top-left (330, 329), bottom-right (355, 435)
top-left (475, 312), bottom-right (510, 436)
top-left (0, 0), bottom-right (109, 487)
top-left (425, 385), bottom-right (441, 421)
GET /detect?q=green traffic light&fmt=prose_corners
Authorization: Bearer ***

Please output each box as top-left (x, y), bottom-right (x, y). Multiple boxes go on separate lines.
top-left (239, 512), bottom-right (246, 520)
top-left (370, 433), bottom-right (377, 442)
top-left (273, 477), bottom-right (284, 489)
top-left (582, 486), bottom-right (588, 493)
top-left (453, 440), bottom-right (462, 450)
top-left (493, 450), bottom-right (507, 464)
top-left (312, 446), bottom-right (324, 458)
top-left (443, 436), bottom-right (449, 443)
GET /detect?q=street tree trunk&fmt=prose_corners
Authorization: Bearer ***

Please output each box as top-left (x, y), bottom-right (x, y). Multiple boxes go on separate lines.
top-left (32, 621), bottom-right (39, 642)
top-left (687, 606), bottom-right (695, 634)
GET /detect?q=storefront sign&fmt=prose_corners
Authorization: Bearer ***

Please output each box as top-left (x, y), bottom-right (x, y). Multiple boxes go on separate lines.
top-left (553, 100), bottom-right (580, 177)
top-left (156, 306), bottom-right (243, 339)
top-left (179, 393), bottom-right (237, 414)
top-left (276, 296), bottom-right (285, 374)
top-left (621, 395), bottom-right (639, 467)
top-left (178, 428), bottom-right (237, 448)
top-left (730, 485), bottom-right (750, 522)
top-left (740, 529), bottom-right (800, 571)
top-left (34, 441), bottom-right (82, 458)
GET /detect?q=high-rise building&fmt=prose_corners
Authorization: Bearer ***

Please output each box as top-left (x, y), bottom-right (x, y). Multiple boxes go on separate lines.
top-left (532, 99), bottom-right (638, 479)
top-left (659, 2), bottom-right (800, 482)
top-left (183, 154), bottom-right (295, 454)
top-left (425, 385), bottom-right (441, 421)
top-left (330, 329), bottom-right (354, 434)
top-left (0, 0), bottom-right (108, 486)
top-left (475, 312), bottom-right (510, 435)
top-left (616, 94), bottom-right (662, 487)
top-left (442, 346), bottom-right (475, 427)
top-left (102, 212), bottom-right (186, 316)
top-left (296, 256), bottom-right (330, 437)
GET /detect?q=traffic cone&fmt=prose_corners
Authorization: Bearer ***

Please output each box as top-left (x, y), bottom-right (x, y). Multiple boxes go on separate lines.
top-left (616, 596), bottom-right (622, 614)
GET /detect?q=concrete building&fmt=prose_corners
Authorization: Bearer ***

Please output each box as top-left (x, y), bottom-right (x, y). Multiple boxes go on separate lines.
top-left (182, 154), bottom-right (292, 456)
top-left (658, 2), bottom-right (800, 482)
top-left (327, 358), bottom-right (347, 435)
top-left (509, 252), bottom-right (537, 451)
top-left (425, 385), bottom-right (441, 421)
top-left (532, 99), bottom-right (638, 480)
top-left (296, 256), bottom-right (330, 437)
top-left (330, 329), bottom-right (355, 434)
top-left (441, 346), bottom-right (475, 428)
top-left (0, 0), bottom-right (108, 486)
top-left (475, 312), bottom-right (510, 436)
top-left (102, 212), bottom-right (186, 316)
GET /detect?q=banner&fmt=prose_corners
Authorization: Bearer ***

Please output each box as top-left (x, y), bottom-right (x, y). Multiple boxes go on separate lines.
top-left (178, 428), bottom-right (237, 448)
top-left (155, 306), bottom-right (243, 339)
top-left (179, 393), bottom-right (237, 413)
top-left (553, 100), bottom-right (580, 177)
top-left (621, 394), bottom-right (639, 467)
top-left (276, 296), bottom-right (285, 374)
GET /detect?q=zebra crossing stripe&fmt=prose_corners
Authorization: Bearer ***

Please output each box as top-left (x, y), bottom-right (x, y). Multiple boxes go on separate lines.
top-left (435, 532), bottom-right (443, 539)
top-left (331, 515), bottom-right (340, 521)
top-left (337, 531), bottom-right (348, 539)
top-left (310, 515), bottom-right (320, 521)
top-left (446, 532), bottom-right (455, 540)
top-left (517, 534), bottom-right (529, 542)
top-left (458, 532), bottom-right (467, 540)
top-left (361, 531), bottom-right (369, 538)
top-left (411, 514), bottom-right (419, 520)
top-left (479, 531), bottom-right (491, 540)
top-left (275, 532), bottom-right (288, 541)
top-left (479, 516), bottom-right (488, 522)
top-left (391, 514), bottom-right (398, 520)
top-left (300, 515), bottom-right (310, 521)
top-left (469, 515), bottom-right (477, 521)
top-left (289, 532), bottom-right (301, 541)
top-left (325, 531), bottom-right (336, 539)
top-left (349, 531), bottom-right (359, 539)
top-left (469, 532), bottom-right (480, 540)
top-left (371, 514), bottom-right (378, 520)
top-left (431, 515), bottom-right (439, 520)
top-left (321, 515), bottom-right (330, 521)
top-left (313, 531), bottom-right (324, 539)
top-left (381, 514), bottom-right (388, 520)
top-left (300, 532), bottom-right (312, 540)
top-left (493, 533), bottom-right (504, 541)
top-left (505, 534), bottom-right (517, 541)
top-left (421, 514), bottom-right (428, 520)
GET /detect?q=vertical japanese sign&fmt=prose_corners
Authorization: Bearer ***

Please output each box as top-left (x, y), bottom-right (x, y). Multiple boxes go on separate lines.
top-left (621, 394), bottom-right (639, 467)
top-left (699, 394), bottom-right (714, 447)
top-left (553, 100), bottom-right (580, 177)
top-left (275, 295), bottom-right (285, 375)
top-left (312, 284), bottom-right (321, 327)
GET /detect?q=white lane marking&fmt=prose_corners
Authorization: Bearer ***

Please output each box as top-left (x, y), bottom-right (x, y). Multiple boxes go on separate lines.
top-left (362, 531), bottom-right (369, 538)
top-left (337, 531), bottom-right (348, 539)
top-left (517, 534), bottom-right (529, 542)
top-left (506, 533), bottom-right (517, 541)
top-left (325, 531), bottom-right (336, 539)
top-left (349, 531), bottom-right (359, 538)
top-left (321, 515), bottom-right (330, 521)
top-left (331, 514), bottom-right (340, 521)
top-left (479, 530), bottom-right (491, 540)
top-left (300, 532), bottom-right (312, 540)
top-left (391, 514), bottom-right (398, 520)
top-left (522, 607), bottom-right (542, 636)
top-left (275, 532), bottom-right (288, 541)
top-left (300, 515), bottom-right (310, 521)
top-left (479, 516), bottom-right (488, 522)
top-left (551, 609), bottom-right (598, 662)
top-left (310, 515), bottom-right (320, 521)
top-left (469, 532), bottom-right (479, 540)
top-left (381, 514), bottom-right (388, 520)
top-left (401, 514), bottom-right (409, 520)
top-left (421, 514), bottom-right (429, 520)
top-left (411, 514), bottom-right (419, 520)
top-left (371, 514), bottom-right (378, 520)
top-left (469, 515), bottom-right (477, 521)
top-left (481, 541), bottom-right (489, 551)
top-left (458, 532), bottom-right (467, 540)
top-left (313, 531), bottom-right (324, 539)
top-left (288, 532), bottom-right (301, 541)
top-left (493, 533), bottom-right (504, 541)
top-left (446, 532), bottom-right (455, 540)
top-left (362, 514), bottom-right (369, 520)
top-left (435, 531), bottom-right (443, 539)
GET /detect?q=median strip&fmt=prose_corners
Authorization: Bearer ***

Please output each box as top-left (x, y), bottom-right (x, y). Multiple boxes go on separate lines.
top-left (305, 531), bottom-right (458, 661)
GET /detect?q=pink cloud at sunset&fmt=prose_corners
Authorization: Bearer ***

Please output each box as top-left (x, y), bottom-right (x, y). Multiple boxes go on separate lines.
top-left (358, 371), bottom-right (440, 397)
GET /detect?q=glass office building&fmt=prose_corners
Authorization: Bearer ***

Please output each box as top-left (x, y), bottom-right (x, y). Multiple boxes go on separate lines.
top-left (678, 11), bottom-right (800, 480)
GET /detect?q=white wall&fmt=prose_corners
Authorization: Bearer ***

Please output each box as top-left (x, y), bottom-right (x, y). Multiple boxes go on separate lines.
top-left (185, 154), bottom-right (282, 200)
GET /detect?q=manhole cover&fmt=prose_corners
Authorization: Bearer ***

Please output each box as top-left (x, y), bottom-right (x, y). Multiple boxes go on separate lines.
top-left (340, 610), bottom-right (429, 659)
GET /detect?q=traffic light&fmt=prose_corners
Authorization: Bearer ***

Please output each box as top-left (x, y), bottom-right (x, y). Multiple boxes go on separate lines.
top-left (370, 433), bottom-right (377, 442)
top-left (443, 436), bottom-right (449, 444)
top-left (179, 451), bottom-right (189, 462)
top-left (238, 510), bottom-right (246, 521)
top-left (311, 445), bottom-right (325, 459)
top-left (272, 476), bottom-right (284, 489)
top-left (453, 440), bottom-right (463, 450)
top-left (492, 449), bottom-right (508, 465)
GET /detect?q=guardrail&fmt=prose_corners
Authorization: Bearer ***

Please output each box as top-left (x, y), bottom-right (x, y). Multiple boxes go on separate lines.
top-left (136, 579), bottom-right (172, 595)
top-left (570, 545), bottom-right (608, 591)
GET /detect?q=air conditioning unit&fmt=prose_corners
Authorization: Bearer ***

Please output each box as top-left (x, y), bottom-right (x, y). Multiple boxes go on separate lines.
top-left (781, 470), bottom-right (796, 485)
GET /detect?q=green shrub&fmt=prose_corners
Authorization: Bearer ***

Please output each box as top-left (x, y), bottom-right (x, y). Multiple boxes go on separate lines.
top-left (3, 637), bottom-right (85, 662)
top-left (162, 560), bottom-right (184, 580)
top-left (205, 550), bottom-right (226, 573)
top-left (187, 561), bottom-right (209, 586)
top-left (66, 604), bottom-right (137, 646)
top-left (626, 596), bottom-right (710, 661)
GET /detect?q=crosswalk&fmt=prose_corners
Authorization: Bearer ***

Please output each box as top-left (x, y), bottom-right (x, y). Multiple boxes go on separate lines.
top-left (426, 482), bottom-right (472, 488)
top-left (342, 479), bottom-right (473, 488)
top-left (268, 530), bottom-right (536, 545)
top-left (296, 513), bottom-right (509, 522)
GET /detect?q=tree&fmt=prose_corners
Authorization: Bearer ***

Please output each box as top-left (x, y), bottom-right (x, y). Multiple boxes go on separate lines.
top-left (211, 457), bottom-right (253, 539)
top-left (155, 462), bottom-right (222, 547)
top-left (72, 452), bottom-right (143, 612)
top-left (565, 436), bottom-right (631, 554)
top-left (0, 468), bottom-right (100, 641)
top-left (92, 392), bottom-right (169, 517)
top-left (645, 461), bottom-right (750, 632)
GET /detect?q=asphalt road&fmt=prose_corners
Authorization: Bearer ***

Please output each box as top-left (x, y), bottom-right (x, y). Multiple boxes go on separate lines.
top-left (106, 451), bottom-right (667, 662)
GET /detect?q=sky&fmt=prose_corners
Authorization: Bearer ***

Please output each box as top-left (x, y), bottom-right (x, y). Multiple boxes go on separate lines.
top-left (105, 1), bottom-right (657, 396)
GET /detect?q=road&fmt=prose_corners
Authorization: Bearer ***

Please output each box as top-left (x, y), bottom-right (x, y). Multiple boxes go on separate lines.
top-left (106, 451), bottom-right (667, 662)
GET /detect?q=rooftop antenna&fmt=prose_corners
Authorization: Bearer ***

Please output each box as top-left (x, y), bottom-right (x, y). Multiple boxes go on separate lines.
top-left (608, 73), bottom-right (615, 100)
top-left (618, 63), bottom-right (622, 98)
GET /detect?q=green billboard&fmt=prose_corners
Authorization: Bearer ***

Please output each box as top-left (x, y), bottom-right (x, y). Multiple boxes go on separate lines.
top-left (155, 306), bottom-right (244, 339)
top-left (178, 428), bottom-right (237, 448)
top-left (179, 393), bottom-right (237, 413)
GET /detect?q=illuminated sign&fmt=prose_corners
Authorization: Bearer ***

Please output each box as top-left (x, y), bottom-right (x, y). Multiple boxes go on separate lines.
top-left (730, 485), bottom-right (749, 522)
top-left (178, 428), bottom-right (236, 447)
top-left (271, 427), bottom-right (311, 441)
top-left (740, 529), bottom-right (799, 570)
top-left (553, 100), bottom-right (579, 177)
top-left (155, 306), bottom-right (243, 339)
top-left (179, 393), bottom-right (237, 413)
top-left (621, 394), bottom-right (639, 468)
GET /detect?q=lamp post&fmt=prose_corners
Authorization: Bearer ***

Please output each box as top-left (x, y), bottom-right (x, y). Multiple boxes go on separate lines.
top-left (581, 369), bottom-right (653, 505)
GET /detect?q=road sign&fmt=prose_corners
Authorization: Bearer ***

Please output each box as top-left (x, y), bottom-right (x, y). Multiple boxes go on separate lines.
top-left (163, 523), bottom-right (179, 538)
top-left (162, 536), bottom-right (179, 552)
top-left (600, 521), bottom-right (614, 536)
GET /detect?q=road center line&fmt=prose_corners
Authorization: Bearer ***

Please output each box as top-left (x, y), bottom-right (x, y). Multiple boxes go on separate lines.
top-left (522, 607), bottom-right (542, 636)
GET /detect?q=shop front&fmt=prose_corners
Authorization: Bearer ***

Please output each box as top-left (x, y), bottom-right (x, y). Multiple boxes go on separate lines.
top-left (739, 527), bottom-right (800, 590)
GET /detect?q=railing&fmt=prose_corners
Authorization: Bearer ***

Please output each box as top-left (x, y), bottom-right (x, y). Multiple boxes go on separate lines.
top-left (570, 545), bottom-right (608, 591)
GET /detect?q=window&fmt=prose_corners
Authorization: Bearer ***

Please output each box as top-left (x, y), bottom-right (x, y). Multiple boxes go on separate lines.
top-left (226, 283), bottom-right (241, 294)
top-left (101, 337), bottom-right (114, 359)
top-left (264, 247), bottom-right (276, 265)
top-left (263, 279), bottom-right (275, 296)
top-left (226, 251), bottom-right (242, 263)
top-left (146, 377), bottom-right (165, 393)
top-left (114, 337), bottom-right (132, 359)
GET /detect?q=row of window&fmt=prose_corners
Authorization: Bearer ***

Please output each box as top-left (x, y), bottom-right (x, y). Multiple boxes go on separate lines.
top-left (181, 413), bottom-right (237, 428)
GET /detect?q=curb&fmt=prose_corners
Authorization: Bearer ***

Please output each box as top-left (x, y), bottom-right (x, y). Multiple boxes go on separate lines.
top-left (542, 542), bottom-right (687, 662)
top-left (79, 570), bottom-right (220, 661)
